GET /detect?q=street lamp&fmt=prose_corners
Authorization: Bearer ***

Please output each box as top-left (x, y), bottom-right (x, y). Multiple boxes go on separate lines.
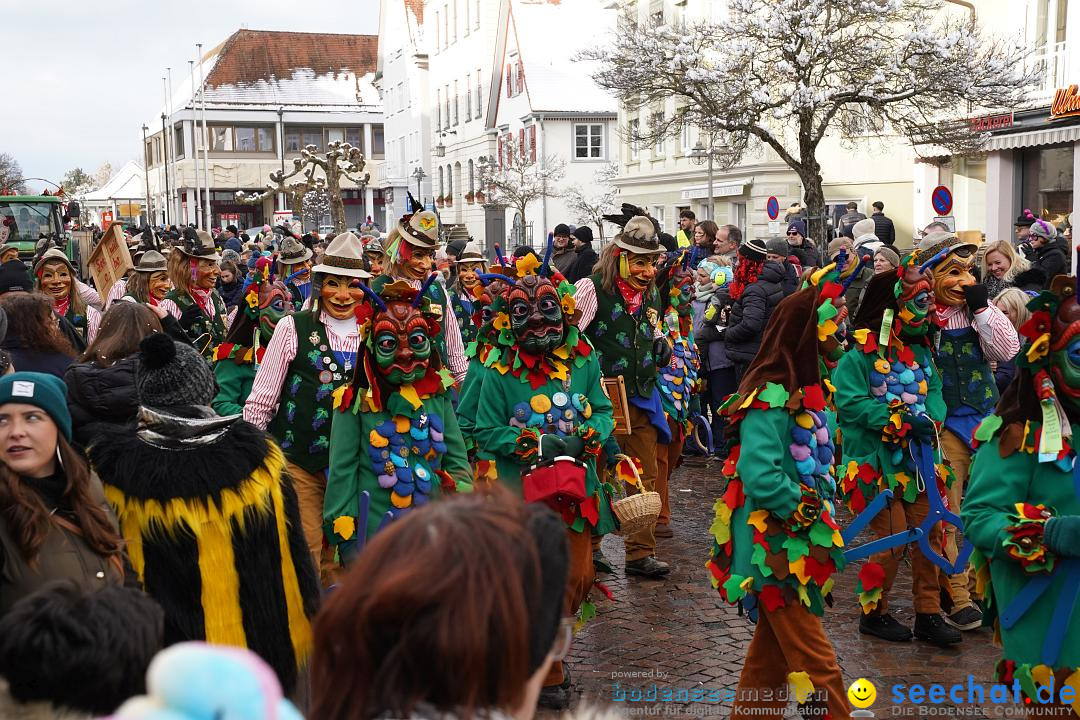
top-left (690, 139), bottom-right (714, 222)
top-left (411, 166), bottom-right (426, 200)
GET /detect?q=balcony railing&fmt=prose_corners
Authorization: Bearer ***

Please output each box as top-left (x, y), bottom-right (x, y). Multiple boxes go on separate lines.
top-left (1029, 40), bottom-right (1070, 102)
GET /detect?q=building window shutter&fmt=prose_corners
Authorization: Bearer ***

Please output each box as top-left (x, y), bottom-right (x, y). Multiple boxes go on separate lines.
top-left (517, 60), bottom-right (525, 95)
top-left (529, 125), bottom-right (536, 162)
top-left (497, 135), bottom-right (504, 168)
top-left (519, 128), bottom-right (525, 159)
top-left (506, 64), bottom-right (512, 97)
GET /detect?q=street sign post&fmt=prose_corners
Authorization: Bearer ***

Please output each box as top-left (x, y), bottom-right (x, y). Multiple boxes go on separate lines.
top-left (931, 185), bottom-right (953, 217)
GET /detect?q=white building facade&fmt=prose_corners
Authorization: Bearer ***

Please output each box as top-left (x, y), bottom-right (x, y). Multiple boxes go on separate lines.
top-left (144, 29), bottom-right (387, 232)
top-left (378, 0), bottom-right (433, 224)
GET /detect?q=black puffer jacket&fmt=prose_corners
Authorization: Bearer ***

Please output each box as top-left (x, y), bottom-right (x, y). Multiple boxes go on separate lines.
top-left (787, 240), bottom-right (822, 270)
top-left (64, 355), bottom-right (139, 449)
top-left (723, 261), bottom-right (788, 364)
top-left (1030, 240), bottom-right (1068, 287)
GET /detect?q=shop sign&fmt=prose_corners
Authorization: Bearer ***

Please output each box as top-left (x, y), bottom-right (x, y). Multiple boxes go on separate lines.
top-left (968, 112), bottom-right (1014, 132)
top-left (1050, 84), bottom-right (1080, 120)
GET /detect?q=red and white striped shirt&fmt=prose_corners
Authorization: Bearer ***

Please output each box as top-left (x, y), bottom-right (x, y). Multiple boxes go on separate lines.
top-left (243, 311), bottom-right (362, 430)
top-left (936, 304), bottom-right (1020, 363)
top-left (105, 278), bottom-right (127, 309)
top-left (573, 277), bottom-right (663, 339)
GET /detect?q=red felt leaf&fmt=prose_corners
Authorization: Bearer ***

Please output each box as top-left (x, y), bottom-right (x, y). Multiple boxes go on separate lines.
top-left (897, 345), bottom-right (915, 365)
top-left (580, 495), bottom-right (599, 526)
top-left (856, 463), bottom-right (878, 483)
top-left (723, 479), bottom-right (745, 509)
top-left (803, 556), bottom-right (835, 586)
top-left (1020, 311), bottom-right (1051, 341)
top-left (857, 561), bottom-right (886, 590)
top-left (594, 580), bottom-right (616, 602)
top-left (708, 559), bottom-right (727, 582)
top-left (757, 584), bottom-right (785, 611)
top-left (848, 488), bottom-right (866, 514)
top-left (802, 385), bottom-right (826, 411)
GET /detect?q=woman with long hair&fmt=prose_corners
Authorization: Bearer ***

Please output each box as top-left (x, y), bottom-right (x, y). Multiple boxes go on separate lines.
top-left (0, 372), bottom-right (126, 616)
top-left (0, 292), bottom-right (76, 378)
top-left (217, 260), bottom-right (245, 311)
top-left (64, 301), bottom-right (187, 449)
top-left (310, 491), bottom-right (569, 720)
top-left (34, 249), bottom-right (101, 352)
top-left (978, 239), bottom-right (1029, 298)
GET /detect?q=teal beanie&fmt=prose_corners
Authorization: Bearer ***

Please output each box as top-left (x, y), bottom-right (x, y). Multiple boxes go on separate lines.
top-left (0, 372), bottom-right (72, 442)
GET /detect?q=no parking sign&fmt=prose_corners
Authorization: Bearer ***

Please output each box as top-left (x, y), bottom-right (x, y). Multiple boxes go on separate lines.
top-left (931, 185), bottom-right (953, 216)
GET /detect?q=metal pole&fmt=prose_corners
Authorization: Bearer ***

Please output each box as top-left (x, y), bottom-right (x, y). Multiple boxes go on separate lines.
top-left (277, 106), bottom-right (286, 213)
top-left (166, 70), bottom-right (179, 224)
top-left (161, 113), bottom-right (171, 225)
top-left (706, 150), bottom-right (714, 222)
top-left (189, 60), bottom-right (202, 228)
top-left (197, 43), bottom-right (212, 229)
top-left (141, 125), bottom-right (152, 226)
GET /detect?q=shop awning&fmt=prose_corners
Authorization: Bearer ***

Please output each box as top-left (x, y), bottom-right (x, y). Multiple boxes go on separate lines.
top-left (984, 124), bottom-right (1080, 150)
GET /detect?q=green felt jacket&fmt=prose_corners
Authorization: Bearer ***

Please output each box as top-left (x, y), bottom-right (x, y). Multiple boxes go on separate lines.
top-left (471, 355), bottom-right (617, 535)
top-left (324, 389), bottom-right (472, 543)
top-left (212, 360), bottom-right (256, 418)
top-left (456, 358), bottom-right (485, 452)
top-left (964, 418), bottom-right (1080, 675)
top-left (832, 345), bottom-right (947, 508)
top-left (708, 406), bottom-right (845, 616)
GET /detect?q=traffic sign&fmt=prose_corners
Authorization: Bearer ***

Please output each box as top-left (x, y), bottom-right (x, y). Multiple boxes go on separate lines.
top-left (766, 196), bottom-right (780, 220)
top-left (931, 185), bottom-right (953, 216)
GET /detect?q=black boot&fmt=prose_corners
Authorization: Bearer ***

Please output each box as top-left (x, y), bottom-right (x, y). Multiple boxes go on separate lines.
top-left (914, 613), bottom-right (962, 646)
top-left (537, 684), bottom-right (569, 710)
top-left (625, 556), bottom-right (671, 578)
top-left (859, 612), bottom-right (913, 642)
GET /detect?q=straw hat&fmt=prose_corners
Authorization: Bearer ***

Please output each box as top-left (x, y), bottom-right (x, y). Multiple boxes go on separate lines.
top-left (456, 241), bottom-right (486, 264)
top-left (310, 231), bottom-right (372, 279)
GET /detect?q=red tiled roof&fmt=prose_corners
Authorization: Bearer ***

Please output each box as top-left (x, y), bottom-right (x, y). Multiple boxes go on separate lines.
top-left (206, 30), bottom-right (378, 88)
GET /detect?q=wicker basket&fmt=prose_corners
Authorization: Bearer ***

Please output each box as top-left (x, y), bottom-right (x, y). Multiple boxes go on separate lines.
top-left (611, 454), bottom-right (661, 536)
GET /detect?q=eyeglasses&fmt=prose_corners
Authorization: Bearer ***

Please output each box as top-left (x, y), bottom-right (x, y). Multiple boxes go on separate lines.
top-left (550, 618), bottom-right (575, 662)
top-left (786, 231), bottom-right (800, 236)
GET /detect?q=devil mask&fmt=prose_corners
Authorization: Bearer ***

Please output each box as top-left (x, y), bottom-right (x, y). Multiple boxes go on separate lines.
top-left (258, 281), bottom-right (292, 336)
top-left (508, 274), bottom-right (565, 355)
top-left (895, 263), bottom-right (934, 338)
top-left (372, 300), bottom-right (433, 384)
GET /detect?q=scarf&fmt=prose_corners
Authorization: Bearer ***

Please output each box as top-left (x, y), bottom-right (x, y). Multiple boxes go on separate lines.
top-left (136, 405), bottom-right (240, 449)
top-left (190, 288), bottom-right (214, 317)
top-left (615, 276), bottom-right (644, 315)
top-left (54, 296), bottom-right (71, 318)
top-left (694, 282), bottom-right (717, 303)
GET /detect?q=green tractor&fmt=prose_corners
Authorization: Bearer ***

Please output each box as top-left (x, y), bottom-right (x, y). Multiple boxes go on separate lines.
top-left (0, 195), bottom-right (78, 266)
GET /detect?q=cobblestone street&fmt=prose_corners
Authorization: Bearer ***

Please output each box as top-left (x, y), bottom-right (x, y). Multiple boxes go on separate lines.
top-left (563, 457), bottom-right (1003, 717)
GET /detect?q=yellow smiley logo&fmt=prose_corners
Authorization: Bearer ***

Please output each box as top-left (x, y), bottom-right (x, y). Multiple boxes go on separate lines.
top-left (418, 215), bottom-right (436, 231)
top-left (847, 678), bottom-right (877, 709)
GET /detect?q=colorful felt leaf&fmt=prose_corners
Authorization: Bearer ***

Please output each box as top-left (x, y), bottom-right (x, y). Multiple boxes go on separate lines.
top-left (974, 414), bottom-right (1003, 442)
top-left (808, 520), bottom-right (836, 548)
top-left (783, 535), bottom-right (810, 563)
top-left (332, 515), bottom-right (356, 542)
top-left (788, 672), bottom-right (815, 704)
top-left (757, 382), bottom-right (789, 408)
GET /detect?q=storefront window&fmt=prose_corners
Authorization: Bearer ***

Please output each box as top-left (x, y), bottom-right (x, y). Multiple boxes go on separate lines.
top-left (1021, 143), bottom-right (1073, 223)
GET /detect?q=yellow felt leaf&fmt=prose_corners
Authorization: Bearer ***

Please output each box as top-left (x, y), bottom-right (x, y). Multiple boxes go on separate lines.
top-left (832, 527), bottom-right (844, 547)
top-left (821, 578), bottom-right (834, 597)
top-left (1031, 664), bottom-right (1055, 694)
top-left (516, 253), bottom-right (541, 276)
top-left (740, 577), bottom-right (754, 592)
top-left (1065, 670), bottom-right (1080, 716)
top-left (552, 344), bottom-right (570, 360)
top-left (549, 360), bottom-right (569, 381)
top-left (332, 516), bottom-right (356, 541)
top-left (788, 672), bottom-right (815, 704)
top-left (852, 328), bottom-right (871, 345)
top-left (748, 509), bottom-right (770, 533)
top-left (739, 389), bottom-right (759, 409)
top-left (790, 556), bottom-right (810, 585)
top-left (709, 500), bottom-right (732, 544)
top-left (817, 319), bottom-right (838, 342)
top-left (332, 384), bottom-right (349, 411)
top-left (824, 378), bottom-right (836, 393)
top-left (894, 471), bottom-right (911, 489)
top-left (399, 384), bottom-right (422, 409)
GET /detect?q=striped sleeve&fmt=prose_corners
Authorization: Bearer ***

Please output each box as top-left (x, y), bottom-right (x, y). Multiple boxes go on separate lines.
top-left (86, 305), bottom-right (101, 346)
top-left (971, 305), bottom-right (1021, 363)
top-left (243, 314), bottom-right (299, 430)
top-left (105, 279), bottom-right (127, 309)
top-left (77, 280), bottom-right (103, 310)
top-left (444, 297), bottom-right (469, 384)
top-left (574, 278), bottom-right (597, 329)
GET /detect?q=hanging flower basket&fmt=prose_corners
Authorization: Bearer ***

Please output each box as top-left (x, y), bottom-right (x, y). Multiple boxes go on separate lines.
top-left (465, 192), bottom-right (475, 204)
top-left (475, 191), bottom-right (486, 204)
top-left (435, 196), bottom-right (444, 208)
top-left (446, 195), bottom-right (453, 207)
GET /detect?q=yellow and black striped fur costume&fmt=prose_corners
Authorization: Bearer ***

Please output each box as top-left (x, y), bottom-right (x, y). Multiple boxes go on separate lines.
top-left (88, 415), bottom-right (320, 694)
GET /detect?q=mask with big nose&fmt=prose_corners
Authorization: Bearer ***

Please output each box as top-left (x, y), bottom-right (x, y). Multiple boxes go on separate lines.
top-left (508, 274), bottom-right (565, 355)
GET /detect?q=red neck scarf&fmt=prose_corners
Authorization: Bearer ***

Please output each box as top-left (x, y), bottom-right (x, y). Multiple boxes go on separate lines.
top-left (54, 296), bottom-right (70, 317)
top-left (190, 288), bottom-right (213, 317)
top-left (615, 277), bottom-right (644, 315)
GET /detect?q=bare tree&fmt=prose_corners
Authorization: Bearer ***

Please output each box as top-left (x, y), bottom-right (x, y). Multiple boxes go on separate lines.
top-left (563, 163), bottom-right (618, 241)
top-left (93, 162), bottom-right (114, 188)
top-left (0, 153), bottom-right (29, 194)
top-left (62, 168), bottom-right (97, 199)
top-left (478, 144), bottom-right (566, 238)
top-left (236, 141), bottom-right (370, 232)
top-left (302, 187), bottom-right (333, 230)
top-left (586, 0), bottom-right (1037, 244)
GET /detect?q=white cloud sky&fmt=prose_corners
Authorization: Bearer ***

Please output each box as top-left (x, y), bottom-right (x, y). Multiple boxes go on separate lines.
top-left (4, 0), bottom-right (380, 190)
